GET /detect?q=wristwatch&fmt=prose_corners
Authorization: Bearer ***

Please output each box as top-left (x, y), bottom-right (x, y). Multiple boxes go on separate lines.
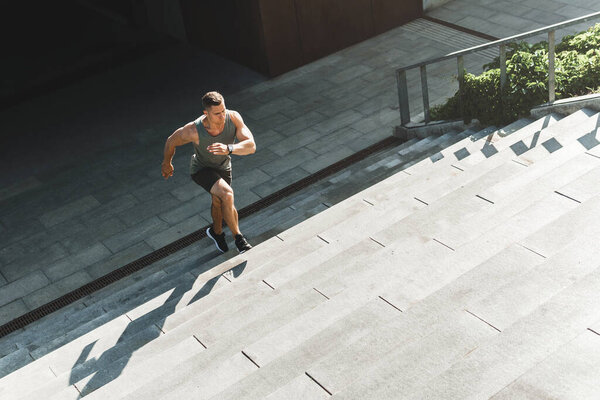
top-left (227, 144), bottom-right (234, 155)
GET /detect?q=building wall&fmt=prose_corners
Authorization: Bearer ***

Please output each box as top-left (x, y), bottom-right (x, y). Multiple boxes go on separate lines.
top-left (180, 0), bottom-right (422, 76)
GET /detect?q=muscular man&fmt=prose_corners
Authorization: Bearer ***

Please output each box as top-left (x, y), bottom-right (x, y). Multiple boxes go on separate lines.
top-left (161, 91), bottom-right (256, 253)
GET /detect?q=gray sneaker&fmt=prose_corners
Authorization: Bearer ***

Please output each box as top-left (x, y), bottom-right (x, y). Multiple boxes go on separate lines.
top-left (207, 226), bottom-right (228, 253)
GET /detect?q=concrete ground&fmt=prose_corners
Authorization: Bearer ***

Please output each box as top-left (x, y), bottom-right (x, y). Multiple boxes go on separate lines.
top-left (1, 0), bottom-right (599, 325)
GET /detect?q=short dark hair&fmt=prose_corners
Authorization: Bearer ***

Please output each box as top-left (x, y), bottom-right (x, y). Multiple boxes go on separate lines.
top-left (202, 91), bottom-right (224, 110)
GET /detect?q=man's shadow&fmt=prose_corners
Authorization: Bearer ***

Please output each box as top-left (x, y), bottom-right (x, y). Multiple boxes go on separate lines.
top-left (69, 255), bottom-right (247, 397)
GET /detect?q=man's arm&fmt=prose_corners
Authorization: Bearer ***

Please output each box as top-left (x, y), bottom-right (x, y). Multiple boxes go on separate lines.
top-left (162, 122), bottom-right (197, 179)
top-left (206, 111), bottom-right (256, 156)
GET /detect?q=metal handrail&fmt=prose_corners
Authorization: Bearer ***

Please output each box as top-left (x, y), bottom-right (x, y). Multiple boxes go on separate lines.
top-left (396, 11), bottom-right (600, 126)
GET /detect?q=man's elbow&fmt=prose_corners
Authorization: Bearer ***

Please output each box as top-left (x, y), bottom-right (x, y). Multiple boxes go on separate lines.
top-left (247, 141), bottom-right (257, 154)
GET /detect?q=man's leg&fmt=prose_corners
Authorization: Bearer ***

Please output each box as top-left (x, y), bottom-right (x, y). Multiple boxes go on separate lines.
top-left (211, 195), bottom-right (224, 234)
top-left (210, 179), bottom-right (241, 236)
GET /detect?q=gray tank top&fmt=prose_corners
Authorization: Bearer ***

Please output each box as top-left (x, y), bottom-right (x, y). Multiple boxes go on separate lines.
top-left (190, 110), bottom-right (236, 174)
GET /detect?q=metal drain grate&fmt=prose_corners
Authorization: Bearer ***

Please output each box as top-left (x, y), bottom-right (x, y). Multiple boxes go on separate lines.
top-left (0, 135), bottom-right (401, 338)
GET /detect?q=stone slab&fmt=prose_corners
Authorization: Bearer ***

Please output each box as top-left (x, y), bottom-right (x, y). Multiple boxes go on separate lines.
top-left (102, 216), bottom-right (169, 253)
top-left (214, 298), bottom-right (400, 400)
top-left (332, 310), bottom-right (499, 399)
top-left (38, 195), bottom-right (101, 228)
top-left (406, 265), bottom-right (600, 399)
top-left (85, 241), bottom-right (155, 280)
top-left (23, 270), bottom-right (95, 310)
top-left (43, 243), bottom-right (112, 282)
top-left (0, 271), bottom-right (50, 308)
top-left (0, 243), bottom-right (68, 282)
top-left (264, 373), bottom-right (329, 400)
top-left (81, 288), bottom-right (325, 400)
top-left (489, 329), bottom-right (600, 399)
top-left (145, 214), bottom-right (208, 250)
top-left (81, 335), bottom-right (206, 399)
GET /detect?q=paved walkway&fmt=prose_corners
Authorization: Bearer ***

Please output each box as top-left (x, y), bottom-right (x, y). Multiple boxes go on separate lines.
top-left (1, 0), bottom-right (599, 325)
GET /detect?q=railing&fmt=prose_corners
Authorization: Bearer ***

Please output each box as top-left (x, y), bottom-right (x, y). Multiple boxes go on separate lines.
top-left (396, 11), bottom-right (600, 126)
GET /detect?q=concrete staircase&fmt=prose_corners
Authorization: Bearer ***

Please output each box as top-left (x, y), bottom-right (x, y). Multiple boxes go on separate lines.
top-left (2, 106), bottom-right (600, 399)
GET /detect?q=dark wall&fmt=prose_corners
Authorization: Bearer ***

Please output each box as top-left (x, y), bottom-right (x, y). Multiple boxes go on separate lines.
top-left (180, 0), bottom-right (267, 74)
top-left (181, 0), bottom-right (422, 77)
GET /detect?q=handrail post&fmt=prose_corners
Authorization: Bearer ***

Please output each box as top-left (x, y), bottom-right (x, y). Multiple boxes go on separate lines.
top-left (500, 44), bottom-right (507, 120)
top-left (457, 55), bottom-right (466, 122)
top-left (420, 65), bottom-right (430, 123)
top-left (499, 44), bottom-right (507, 91)
top-left (396, 69), bottom-right (410, 125)
top-left (548, 30), bottom-right (556, 102)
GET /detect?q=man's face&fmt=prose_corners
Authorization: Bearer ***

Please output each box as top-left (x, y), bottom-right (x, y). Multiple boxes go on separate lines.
top-left (205, 102), bottom-right (226, 125)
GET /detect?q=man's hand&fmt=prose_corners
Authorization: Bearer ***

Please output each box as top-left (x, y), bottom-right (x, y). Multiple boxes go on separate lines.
top-left (162, 161), bottom-right (174, 179)
top-left (207, 142), bottom-right (229, 155)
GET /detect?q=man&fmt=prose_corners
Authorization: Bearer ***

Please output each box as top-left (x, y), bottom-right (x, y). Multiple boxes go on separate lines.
top-left (161, 91), bottom-right (256, 253)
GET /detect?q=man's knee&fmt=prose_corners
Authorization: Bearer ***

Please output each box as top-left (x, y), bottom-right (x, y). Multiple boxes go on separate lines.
top-left (211, 180), bottom-right (234, 203)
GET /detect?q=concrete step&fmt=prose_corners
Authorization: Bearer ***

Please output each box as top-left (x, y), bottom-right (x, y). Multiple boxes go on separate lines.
top-left (406, 263), bottom-right (600, 399)
top-left (413, 111), bottom-right (594, 203)
top-left (327, 195), bottom-right (600, 398)
top-left (196, 182), bottom-right (592, 396)
top-left (282, 189), bottom-right (600, 398)
top-left (23, 288), bottom-right (328, 400)
top-left (488, 329), bottom-right (600, 399)
top-left (350, 115), bottom-right (560, 208)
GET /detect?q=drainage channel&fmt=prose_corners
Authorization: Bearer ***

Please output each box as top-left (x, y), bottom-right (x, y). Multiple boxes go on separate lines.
top-left (0, 136), bottom-right (402, 338)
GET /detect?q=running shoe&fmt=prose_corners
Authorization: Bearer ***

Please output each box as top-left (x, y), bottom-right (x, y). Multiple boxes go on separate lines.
top-left (207, 226), bottom-right (228, 253)
top-left (234, 234), bottom-right (252, 254)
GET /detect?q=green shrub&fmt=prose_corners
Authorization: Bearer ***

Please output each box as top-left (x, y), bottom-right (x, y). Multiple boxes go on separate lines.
top-left (430, 23), bottom-right (600, 126)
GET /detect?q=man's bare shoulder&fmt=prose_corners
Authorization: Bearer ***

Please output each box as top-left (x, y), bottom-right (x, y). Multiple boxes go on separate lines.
top-left (229, 110), bottom-right (244, 121)
top-left (180, 121), bottom-right (199, 142)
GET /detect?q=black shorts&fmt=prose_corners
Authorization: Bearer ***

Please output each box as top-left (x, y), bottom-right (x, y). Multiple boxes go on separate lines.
top-left (191, 167), bottom-right (232, 193)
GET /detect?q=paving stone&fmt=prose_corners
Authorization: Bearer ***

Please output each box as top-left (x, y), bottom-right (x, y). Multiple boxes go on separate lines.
top-left (234, 148), bottom-right (281, 171)
top-left (60, 217), bottom-right (127, 254)
top-left (43, 242), bottom-right (112, 282)
top-left (0, 242), bottom-right (68, 282)
top-left (79, 194), bottom-right (139, 226)
top-left (146, 214), bottom-right (208, 250)
top-left (311, 109), bottom-right (364, 135)
top-left (86, 241), bottom-right (154, 280)
top-left (0, 299), bottom-right (28, 326)
top-left (116, 192), bottom-right (181, 227)
top-left (0, 271), bottom-right (50, 308)
top-left (245, 97), bottom-right (298, 121)
top-left (102, 216), bottom-right (170, 253)
top-left (23, 271), bottom-right (95, 310)
top-left (230, 169), bottom-right (272, 196)
top-left (251, 167), bottom-right (312, 198)
top-left (259, 147), bottom-right (318, 177)
top-left (38, 195), bottom-right (101, 228)
top-left (302, 146), bottom-right (357, 174)
top-left (158, 196), bottom-right (209, 226)
top-left (252, 129), bottom-right (286, 148)
top-left (267, 128), bottom-right (326, 157)
top-left (170, 180), bottom-right (206, 202)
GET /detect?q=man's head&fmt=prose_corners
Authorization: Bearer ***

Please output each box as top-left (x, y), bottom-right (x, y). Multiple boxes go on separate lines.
top-left (202, 91), bottom-right (224, 110)
top-left (202, 91), bottom-right (226, 124)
